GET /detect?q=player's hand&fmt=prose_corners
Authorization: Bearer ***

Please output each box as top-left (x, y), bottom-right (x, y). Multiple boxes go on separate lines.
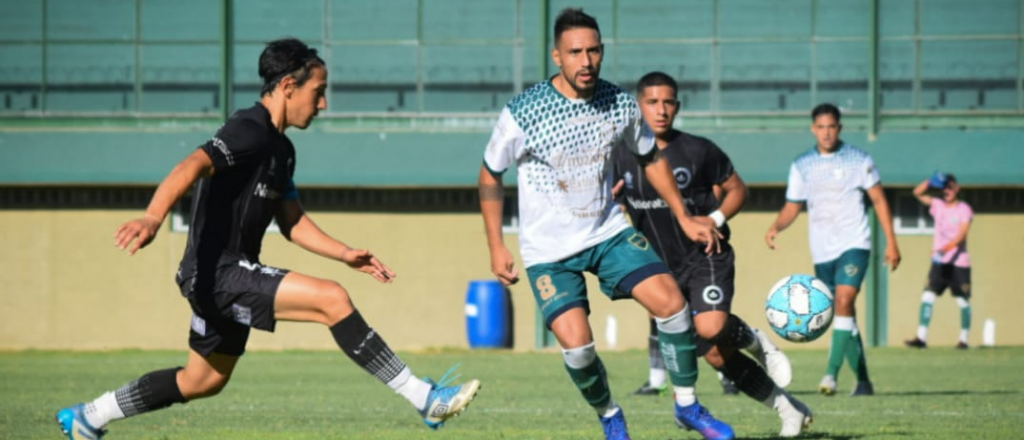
top-left (765, 227), bottom-right (779, 250)
top-left (679, 216), bottom-right (722, 254)
top-left (340, 248), bottom-right (396, 283)
top-left (114, 215), bottom-right (162, 255)
top-left (490, 246), bottom-right (519, 286)
top-left (885, 243), bottom-right (902, 271)
top-left (611, 179), bottom-right (624, 199)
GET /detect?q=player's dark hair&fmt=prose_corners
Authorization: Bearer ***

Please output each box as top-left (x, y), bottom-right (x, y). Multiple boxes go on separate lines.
top-left (636, 71), bottom-right (678, 96)
top-left (945, 173), bottom-right (958, 184)
top-left (258, 38), bottom-right (325, 97)
top-left (811, 103), bottom-right (841, 122)
top-left (554, 8), bottom-right (600, 43)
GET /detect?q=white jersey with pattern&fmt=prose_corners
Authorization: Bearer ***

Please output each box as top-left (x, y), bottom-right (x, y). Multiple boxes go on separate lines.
top-left (483, 79), bottom-right (656, 267)
top-left (785, 143), bottom-right (880, 263)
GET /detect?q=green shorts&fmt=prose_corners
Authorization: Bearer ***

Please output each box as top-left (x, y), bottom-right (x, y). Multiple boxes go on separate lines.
top-left (525, 227), bottom-right (669, 328)
top-left (814, 248), bottom-right (870, 294)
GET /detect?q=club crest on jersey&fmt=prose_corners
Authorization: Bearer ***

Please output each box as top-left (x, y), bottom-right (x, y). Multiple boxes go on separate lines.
top-left (624, 171), bottom-right (634, 190)
top-left (673, 167), bottom-right (692, 190)
top-left (702, 285), bottom-right (724, 305)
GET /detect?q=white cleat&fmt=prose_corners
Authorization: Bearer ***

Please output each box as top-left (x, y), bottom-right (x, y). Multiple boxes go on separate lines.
top-left (818, 374), bottom-right (837, 396)
top-left (775, 390), bottom-right (813, 437)
top-left (751, 328), bottom-right (793, 388)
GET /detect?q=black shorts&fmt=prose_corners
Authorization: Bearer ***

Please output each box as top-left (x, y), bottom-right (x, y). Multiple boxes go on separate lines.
top-left (926, 262), bottom-right (971, 298)
top-left (177, 256), bottom-right (289, 357)
top-left (674, 245), bottom-right (736, 314)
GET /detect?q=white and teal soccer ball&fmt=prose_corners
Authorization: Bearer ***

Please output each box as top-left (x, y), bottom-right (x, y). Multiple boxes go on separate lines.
top-left (765, 274), bottom-right (834, 342)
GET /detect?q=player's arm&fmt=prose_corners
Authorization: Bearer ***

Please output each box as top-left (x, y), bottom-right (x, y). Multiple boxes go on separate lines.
top-left (867, 184), bottom-right (902, 271)
top-left (765, 201), bottom-right (803, 250)
top-left (714, 171), bottom-right (747, 223)
top-left (641, 150), bottom-right (722, 253)
top-left (479, 164), bottom-right (519, 285)
top-left (114, 149), bottom-right (214, 255)
top-left (912, 178), bottom-right (934, 206)
top-left (941, 218), bottom-right (971, 254)
top-left (275, 198), bottom-right (395, 283)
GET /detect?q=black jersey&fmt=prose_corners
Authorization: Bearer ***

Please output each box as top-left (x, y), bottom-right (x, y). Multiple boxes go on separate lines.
top-left (611, 131), bottom-right (735, 271)
top-left (178, 103), bottom-right (297, 294)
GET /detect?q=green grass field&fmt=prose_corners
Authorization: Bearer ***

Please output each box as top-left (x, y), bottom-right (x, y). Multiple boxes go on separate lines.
top-left (3, 346), bottom-right (1021, 440)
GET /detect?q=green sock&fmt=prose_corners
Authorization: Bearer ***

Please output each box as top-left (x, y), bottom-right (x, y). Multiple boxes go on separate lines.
top-left (960, 305), bottom-right (972, 331)
top-left (658, 327), bottom-right (698, 387)
top-left (827, 328), bottom-right (852, 377)
top-left (564, 356), bottom-right (611, 408)
top-left (919, 301), bottom-right (934, 327)
top-left (845, 330), bottom-right (870, 382)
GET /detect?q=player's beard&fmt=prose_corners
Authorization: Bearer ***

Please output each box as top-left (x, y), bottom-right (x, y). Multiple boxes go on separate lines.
top-left (564, 68), bottom-right (599, 97)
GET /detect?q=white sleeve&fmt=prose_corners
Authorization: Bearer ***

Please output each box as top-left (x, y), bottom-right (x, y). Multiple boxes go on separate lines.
top-left (482, 107), bottom-right (525, 174)
top-left (621, 103), bottom-right (656, 156)
top-left (860, 154), bottom-right (881, 189)
top-left (785, 162), bottom-right (807, 202)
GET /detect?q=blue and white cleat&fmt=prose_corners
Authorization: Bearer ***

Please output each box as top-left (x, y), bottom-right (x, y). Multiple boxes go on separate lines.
top-left (674, 400), bottom-right (735, 440)
top-left (56, 404), bottom-right (106, 440)
top-left (419, 365), bottom-right (481, 429)
top-left (599, 408), bottom-right (631, 440)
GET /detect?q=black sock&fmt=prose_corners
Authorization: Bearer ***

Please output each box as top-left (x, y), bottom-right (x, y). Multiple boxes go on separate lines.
top-left (114, 367), bottom-right (187, 417)
top-left (709, 314), bottom-right (755, 349)
top-left (722, 353), bottom-right (774, 402)
top-left (330, 310), bottom-right (407, 384)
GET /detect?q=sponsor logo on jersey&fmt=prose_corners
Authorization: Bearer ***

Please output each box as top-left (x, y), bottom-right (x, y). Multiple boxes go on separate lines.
top-left (232, 304), bottom-right (252, 326)
top-left (625, 196), bottom-right (668, 210)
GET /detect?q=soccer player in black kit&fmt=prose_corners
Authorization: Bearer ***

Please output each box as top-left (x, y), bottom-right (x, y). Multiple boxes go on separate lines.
top-left (611, 72), bottom-right (811, 438)
top-left (56, 38), bottom-right (479, 440)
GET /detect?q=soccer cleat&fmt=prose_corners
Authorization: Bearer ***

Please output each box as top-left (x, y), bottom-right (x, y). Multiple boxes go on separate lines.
top-left (599, 407), bottom-right (632, 440)
top-left (851, 381), bottom-right (874, 396)
top-left (904, 337), bottom-right (928, 348)
top-left (751, 328), bottom-right (793, 388)
top-left (775, 391), bottom-right (813, 437)
top-left (956, 342), bottom-right (969, 350)
top-left (418, 365), bottom-right (481, 430)
top-left (818, 375), bottom-right (837, 396)
top-left (632, 381), bottom-right (667, 396)
top-left (56, 404), bottom-right (106, 440)
top-left (674, 400), bottom-right (735, 440)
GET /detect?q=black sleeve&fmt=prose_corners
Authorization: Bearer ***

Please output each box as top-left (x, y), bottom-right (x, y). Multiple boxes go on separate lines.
top-left (704, 140), bottom-right (735, 185)
top-left (200, 117), bottom-right (267, 171)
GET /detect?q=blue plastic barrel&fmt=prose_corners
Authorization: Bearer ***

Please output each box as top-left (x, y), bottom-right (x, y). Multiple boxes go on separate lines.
top-left (465, 280), bottom-right (513, 348)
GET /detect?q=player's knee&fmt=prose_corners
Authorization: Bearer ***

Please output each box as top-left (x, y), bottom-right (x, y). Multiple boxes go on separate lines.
top-left (562, 342), bottom-right (597, 369)
top-left (319, 282), bottom-right (355, 323)
top-left (956, 296), bottom-right (970, 309)
top-left (921, 290), bottom-right (937, 303)
top-left (703, 346), bottom-right (725, 368)
top-left (180, 370), bottom-right (231, 399)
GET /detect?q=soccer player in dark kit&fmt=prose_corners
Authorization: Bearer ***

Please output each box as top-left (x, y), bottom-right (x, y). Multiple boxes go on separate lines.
top-left (56, 38), bottom-right (479, 440)
top-left (612, 72), bottom-right (812, 438)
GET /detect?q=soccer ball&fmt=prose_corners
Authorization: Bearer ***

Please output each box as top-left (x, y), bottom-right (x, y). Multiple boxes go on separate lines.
top-left (765, 274), bottom-right (834, 342)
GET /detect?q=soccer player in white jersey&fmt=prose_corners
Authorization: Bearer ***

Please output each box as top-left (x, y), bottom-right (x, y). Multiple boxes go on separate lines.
top-left (478, 8), bottom-right (733, 440)
top-left (765, 103), bottom-right (901, 397)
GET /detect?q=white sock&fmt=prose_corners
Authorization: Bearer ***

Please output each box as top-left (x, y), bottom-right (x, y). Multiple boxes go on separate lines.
top-left (917, 325), bottom-right (929, 342)
top-left (673, 386), bottom-right (696, 407)
top-left (387, 367), bottom-right (430, 410)
top-left (598, 402), bottom-right (621, 418)
top-left (84, 391), bottom-right (124, 429)
top-left (959, 329), bottom-right (970, 344)
top-left (649, 368), bottom-right (667, 388)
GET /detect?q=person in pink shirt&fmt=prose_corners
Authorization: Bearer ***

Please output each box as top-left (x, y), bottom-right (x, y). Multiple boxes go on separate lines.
top-left (905, 172), bottom-right (974, 349)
